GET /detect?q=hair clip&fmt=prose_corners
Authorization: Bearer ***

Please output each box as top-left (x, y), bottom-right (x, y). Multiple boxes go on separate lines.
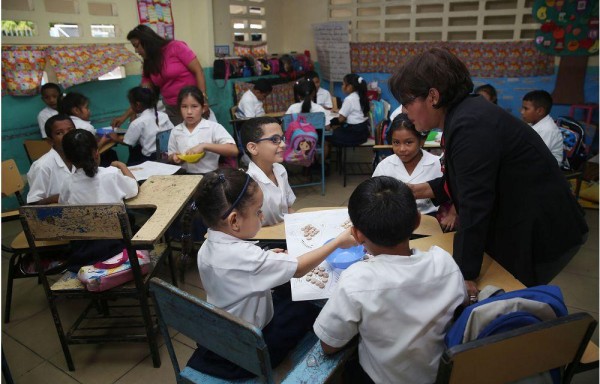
top-left (217, 174), bottom-right (226, 183)
top-left (358, 76), bottom-right (364, 83)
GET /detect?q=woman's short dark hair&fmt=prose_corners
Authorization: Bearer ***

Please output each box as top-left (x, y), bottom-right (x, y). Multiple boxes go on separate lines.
top-left (195, 169), bottom-right (259, 227)
top-left (127, 24), bottom-right (169, 76)
top-left (62, 129), bottom-right (98, 178)
top-left (389, 47), bottom-right (473, 111)
top-left (240, 116), bottom-right (280, 157)
top-left (348, 176), bottom-right (417, 247)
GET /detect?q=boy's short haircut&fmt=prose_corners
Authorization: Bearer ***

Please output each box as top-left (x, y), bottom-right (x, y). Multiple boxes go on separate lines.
top-left (240, 116), bottom-right (280, 156)
top-left (304, 70), bottom-right (319, 81)
top-left (41, 82), bottom-right (61, 94)
top-left (348, 176), bottom-right (417, 247)
top-left (523, 90), bottom-right (553, 115)
top-left (253, 79), bottom-right (273, 94)
top-left (44, 113), bottom-right (73, 138)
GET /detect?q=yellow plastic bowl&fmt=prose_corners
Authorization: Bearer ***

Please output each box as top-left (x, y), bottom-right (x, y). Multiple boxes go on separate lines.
top-left (178, 152), bottom-right (205, 163)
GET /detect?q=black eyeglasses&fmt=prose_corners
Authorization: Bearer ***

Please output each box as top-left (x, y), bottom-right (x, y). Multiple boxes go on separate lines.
top-left (255, 135), bottom-right (285, 145)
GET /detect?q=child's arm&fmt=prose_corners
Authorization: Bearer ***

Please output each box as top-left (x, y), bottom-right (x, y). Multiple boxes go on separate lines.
top-left (186, 143), bottom-right (239, 157)
top-left (294, 228), bottom-right (356, 277)
top-left (287, 207), bottom-right (295, 214)
top-left (111, 161), bottom-right (135, 180)
top-left (108, 132), bottom-right (124, 143)
top-left (98, 134), bottom-right (112, 148)
top-left (321, 341), bottom-right (343, 355)
top-left (111, 108), bottom-right (136, 128)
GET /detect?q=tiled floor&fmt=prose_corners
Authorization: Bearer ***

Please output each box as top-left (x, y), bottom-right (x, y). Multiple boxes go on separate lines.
top-left (2, 169), bottom-right (598, 384)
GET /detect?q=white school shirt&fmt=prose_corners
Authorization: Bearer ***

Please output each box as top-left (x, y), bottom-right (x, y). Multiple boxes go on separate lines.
top-left (70, 116), bottom-right (96, 135)
top-left (236, 90), bottom-right (265, 118)
top-left (389, 105), bottom-right (403, 122)
top-left (26, 148), bottom-right (75, 203)
top-left (531, 115), bottom-right (564, 165)
top-left (37, 107), bottom-right (58, 138)
top-left (314, 246), bottom-right (466, 384)
top-left (285, 101), bottom-right (332, 126)
top-left (339, 92), bottom-right (368, 125)
top-left (167, 119), bottom-right (235, 174)
top-left (123, 109), bottom-right (174, 157)
top-left (373, 150), bottom-right (442, 214)
top-left (58, 166), bottom-right (138, 204)
top-left (207, 108), bottom-right (218, 123)
top-left (198, 229), bottom-right (298, 328)
top-left (246, 161), bottom-right (296, 226)
top-left (316, 87), bottom-right (333, 109)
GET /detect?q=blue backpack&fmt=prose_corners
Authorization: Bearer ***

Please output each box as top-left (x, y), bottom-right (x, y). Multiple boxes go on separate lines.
top-left (446, 285), bottom-right (568, 383)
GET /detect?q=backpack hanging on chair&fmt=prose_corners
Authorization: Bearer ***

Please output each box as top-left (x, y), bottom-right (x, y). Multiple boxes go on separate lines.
top-left (283, 114), bottom-right (318, 167)
top-left (556, 116), bottom-right (588, 171)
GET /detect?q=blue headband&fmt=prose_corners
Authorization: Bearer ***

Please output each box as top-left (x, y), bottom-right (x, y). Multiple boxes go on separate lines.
top-left (220, 173), bottom-right (251, 219)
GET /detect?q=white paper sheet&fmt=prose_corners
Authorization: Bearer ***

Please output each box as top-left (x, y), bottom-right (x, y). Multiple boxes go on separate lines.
top-left (128, 161), bottom-right (181, 181)
top-left (285, 208), bottom-right (359, 301)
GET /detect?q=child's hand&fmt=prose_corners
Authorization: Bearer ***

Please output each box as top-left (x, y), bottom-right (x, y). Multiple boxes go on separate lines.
top-left (270, 248), bottom-right (286, 253)
top-left (111, 161), bottom-right (127, 169)
top-left (98, 135), bottom-right (111, 146)
top-left (108, 132), bottom-right (119, 141)
top-left (332, 228), bottom-right (357, 249)
top-left (186, 144), bottom-right (205, 155)
top-left (172, 154), bottom-right (182, 164)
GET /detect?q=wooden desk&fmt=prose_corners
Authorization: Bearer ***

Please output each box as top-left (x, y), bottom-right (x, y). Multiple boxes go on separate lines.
top-left (251, 207), bottom-right (442, 240)
top-left (99, 142), bottom-right (116, 154)
top-left (125, 174), bottom-right (202, 245)
top-left (410, 232), bottom-right (599, 368)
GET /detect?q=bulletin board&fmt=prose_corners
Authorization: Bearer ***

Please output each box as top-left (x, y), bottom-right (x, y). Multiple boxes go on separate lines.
top-left (137, 0), bottom-right (175, 40)
top-left (311, 21), bottom-right (351, 82)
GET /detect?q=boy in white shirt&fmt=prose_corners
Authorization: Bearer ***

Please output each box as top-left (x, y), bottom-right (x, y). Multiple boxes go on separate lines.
top-left (306, 71), bottom-right (334, 110)
top-left (235, 79), bottom-right (273, 119)
top-left (241, 116), bottom-right (295, 226)
top-left (521, 90), bottom-right (563, 165)
top-left (37, 83), bottom-right (62, 138)
top-left (314, 176), bottom-right (467, 384)
top-left (27, 114), bottom-right (76, 204)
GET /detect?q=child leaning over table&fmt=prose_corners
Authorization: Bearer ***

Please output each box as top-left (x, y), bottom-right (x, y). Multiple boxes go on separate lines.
top-left (241, 116), bottom-right (295, 227)
top-left (187, 169), bottom-right (357, 380)
top-left (314, 176), bottom-right (467, 384)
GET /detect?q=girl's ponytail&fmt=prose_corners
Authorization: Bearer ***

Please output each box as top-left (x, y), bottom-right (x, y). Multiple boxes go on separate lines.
top-left (293, 78), bottom-right (316, 114)
top-left (344, 74), bottom-right (370, 117)
top-left (62, 129), bottom-right (99, 178)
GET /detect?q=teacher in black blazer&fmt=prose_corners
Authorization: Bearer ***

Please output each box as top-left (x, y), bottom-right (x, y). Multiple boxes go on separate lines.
top-left (389, 47), bottom-right (588, 296)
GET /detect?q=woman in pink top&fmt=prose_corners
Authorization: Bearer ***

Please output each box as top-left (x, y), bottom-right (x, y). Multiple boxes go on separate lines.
top-left (112, 24), bottom-right (207, 126)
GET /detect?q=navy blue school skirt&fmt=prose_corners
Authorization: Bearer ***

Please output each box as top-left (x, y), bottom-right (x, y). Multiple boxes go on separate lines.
top-left (329, 120), bottom-right (370, 147)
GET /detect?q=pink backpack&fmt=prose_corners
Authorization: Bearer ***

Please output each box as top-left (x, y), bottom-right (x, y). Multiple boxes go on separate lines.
top-left (283, 114), bottom-right (319, 167)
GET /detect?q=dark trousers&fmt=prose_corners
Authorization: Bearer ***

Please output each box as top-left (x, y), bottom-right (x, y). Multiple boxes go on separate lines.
top-left (186, 287), bottom-right (320, 379)
top-left (127, 145), bottom-right (155, 166)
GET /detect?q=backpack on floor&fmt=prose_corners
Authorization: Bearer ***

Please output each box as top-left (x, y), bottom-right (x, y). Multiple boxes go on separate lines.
top-left (556, 116), bottom-right (588, 171)
top-left (283, 114), bottom-right (318, 167)
top-left (446, 285), bottom-right (568, 384)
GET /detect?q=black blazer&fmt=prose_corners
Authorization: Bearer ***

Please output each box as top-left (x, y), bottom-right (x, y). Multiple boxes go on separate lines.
top-left (429, 95), bottom-right (588, 286)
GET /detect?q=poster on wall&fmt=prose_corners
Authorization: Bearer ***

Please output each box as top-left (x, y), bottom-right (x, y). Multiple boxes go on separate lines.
top-left (137, 0), bottom-right (174, 40)
top-left (312, 21), bottom-right (351, 82)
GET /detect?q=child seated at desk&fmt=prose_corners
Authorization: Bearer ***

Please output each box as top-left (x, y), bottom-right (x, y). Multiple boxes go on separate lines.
top-left (187, 169), bottom-right (356, 379)
top-left (59, 129), bottom-right (138, 271)
top-left (37, 83), bottom-right (62, 138)
top-left (168, 86), bottom-right (238, 174)
top-left (314, 176), bottom-right (467, 384)
top-left (305, 70), bottom-right (333, 110)
top-left (373, 114), bottom-right (458, 232)
top-left (235, 79), bottom-right (273, 119)
top-left (520, 90), bottom-right (563, 165)
top-left (27, 114), bottom-right (75, 204)
top-left (241, 116), bottom-right (295, 226)
top-left (285, 77), bottom-right (332, 127)
top-left (109, 86), bottom-right (174, 165)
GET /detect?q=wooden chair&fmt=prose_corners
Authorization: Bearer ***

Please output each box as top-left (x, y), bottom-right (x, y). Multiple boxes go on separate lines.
top-left (23, 139), bottom-right (51, 164)
top-left (155, 128), bottom-right (172, 163)
top-left (434, 312), bottom-right (597, 384)
top-left (282, 112), bottom-right (326, 195)
top-left (2, 159), bottom-right (68, 323)
top-left (150, 277), bottom-right (356, 383)
top-left (230, 105), bottom-right (248, 166)
top-left (19, 204), bottom-right (175, 370)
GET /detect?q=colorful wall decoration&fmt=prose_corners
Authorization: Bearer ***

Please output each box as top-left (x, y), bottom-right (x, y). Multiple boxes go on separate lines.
top-left (137, 0), bottom-right (174, 40)
top-left (233, 42), bottom-right (269, 57)
top-left (350, 41), bottom-right (554, 77)
top-left (533, 0), bottom-right (599, 55)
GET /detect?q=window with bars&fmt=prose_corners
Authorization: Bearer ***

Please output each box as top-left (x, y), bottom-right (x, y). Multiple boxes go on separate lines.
top-left (329, 0), bottom-right (539, 42)
top-left (229, 0), bottom-right (267, 42)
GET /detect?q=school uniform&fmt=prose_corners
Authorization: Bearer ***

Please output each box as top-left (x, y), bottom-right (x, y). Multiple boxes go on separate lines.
top-left (58, 166), bottom-right (138, 271)
top-left (37, 106), bottom-right (58, 138)
top-left (236, 90), bottom-right (264, 118)
top-left (70, 116), bottom-right (96, 135)
top-left (531, 114), bottom-right (564, 165)
top-left (188, 229), bottom-right (319, 379)
top-left (316, 87), bottom-right (333, 109)
top-left (372, 150), bottom-right (442, 214)
top-left (26, 148), bottom-right (75, 203)
top-left (314, 246), bottom-right (466, 384)
top-left (247, 161), bottom-right (295, 226)
top-left (285, 101), bottom-right (332, 126)
top-left (167, 119), bottom-right (235, 174)
top-left (123, 109), bottom-right (174, 164)
top-left (207, 108), bottom-right (218, 123)
top-left (331, 92), bottom-right (370, 146)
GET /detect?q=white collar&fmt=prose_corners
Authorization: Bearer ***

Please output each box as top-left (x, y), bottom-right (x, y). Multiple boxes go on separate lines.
top-left (247, 161), bottom-right (285, 185)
